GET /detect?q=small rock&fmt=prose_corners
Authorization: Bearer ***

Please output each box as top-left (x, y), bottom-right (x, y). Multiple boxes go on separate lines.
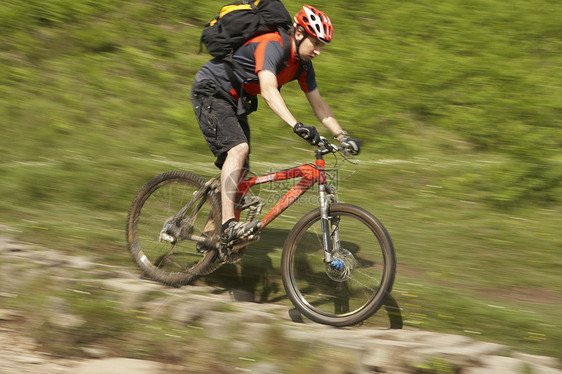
top-left (287, 308), bottom-right (303, 323)
top-left (49, 313), bottom-right (86, 329)
top-left (81, 346), bottom-right (108, 358)
top-left (231, 289), bottom-right (255, 302)
top-left (14, 354), bottom-right (44, 365)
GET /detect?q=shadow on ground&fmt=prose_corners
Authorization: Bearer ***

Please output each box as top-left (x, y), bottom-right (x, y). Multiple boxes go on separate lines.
top-left (201, 227), bottom-right (403, 329)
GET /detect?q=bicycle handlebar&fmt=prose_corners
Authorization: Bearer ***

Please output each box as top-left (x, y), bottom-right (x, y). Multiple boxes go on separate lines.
top-left (317, 136), bottom-right (343, 154)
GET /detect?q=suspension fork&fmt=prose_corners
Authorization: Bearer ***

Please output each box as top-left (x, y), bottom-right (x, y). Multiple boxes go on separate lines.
top-left (319, 184), bottom-right (333, 263)
top-left (330, 212), bottom-right (341, 256)
top-left (315, 151), bottom-right (337, 263)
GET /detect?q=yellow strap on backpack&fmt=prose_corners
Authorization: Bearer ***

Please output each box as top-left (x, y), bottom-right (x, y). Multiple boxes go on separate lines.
top-left (210, 0), bottom-right (262, 26)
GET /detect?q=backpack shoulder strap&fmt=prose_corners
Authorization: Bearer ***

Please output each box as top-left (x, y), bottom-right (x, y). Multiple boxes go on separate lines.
top-left (222, 54), bottom-right (258, 115)
top-left (277, 28), bottom-right (292, 73)
top-left (226, 29), bottom-right (291, 91)
top-left (222, 53), bottom-right (247, 97)
top-left (225, 30), bottom-right (292, 114)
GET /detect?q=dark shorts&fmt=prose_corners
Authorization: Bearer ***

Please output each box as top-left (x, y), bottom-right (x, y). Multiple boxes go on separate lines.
top-left (191, 79), bottom-right (250, 169)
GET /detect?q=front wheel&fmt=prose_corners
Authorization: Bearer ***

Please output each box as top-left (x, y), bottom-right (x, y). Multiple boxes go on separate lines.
top-left (281, 203), bottom-right (396, 327)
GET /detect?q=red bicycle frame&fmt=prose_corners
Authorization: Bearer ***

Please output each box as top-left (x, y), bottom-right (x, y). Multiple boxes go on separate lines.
top-left (235, 158), bottom-right (327, 229)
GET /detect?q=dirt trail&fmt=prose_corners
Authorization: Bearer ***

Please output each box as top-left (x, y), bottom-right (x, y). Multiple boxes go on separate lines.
top-left (0, 231), bottom-right (560, 373)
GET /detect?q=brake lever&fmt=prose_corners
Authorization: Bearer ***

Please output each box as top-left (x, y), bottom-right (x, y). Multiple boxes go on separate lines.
top-left (317, 136), bottom-right (338, 153)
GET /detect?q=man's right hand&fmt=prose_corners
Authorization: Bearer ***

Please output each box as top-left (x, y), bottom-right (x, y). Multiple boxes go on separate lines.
top-left (293, 122), bottom-right (321, 145)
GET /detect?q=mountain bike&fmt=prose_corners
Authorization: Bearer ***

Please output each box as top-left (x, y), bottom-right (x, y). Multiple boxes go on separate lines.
top-left (126, 138), bottom-right (396, 326)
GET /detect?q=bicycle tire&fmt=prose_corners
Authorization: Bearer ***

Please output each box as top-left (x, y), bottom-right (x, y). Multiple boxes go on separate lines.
top-left (281, 203), bottom-right (396, 327)
top-left (126, 171), bottom-right (222, 286)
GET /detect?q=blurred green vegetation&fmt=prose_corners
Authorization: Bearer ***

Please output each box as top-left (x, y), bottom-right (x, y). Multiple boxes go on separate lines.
top-left (1, 0), bottom-right (561, 362)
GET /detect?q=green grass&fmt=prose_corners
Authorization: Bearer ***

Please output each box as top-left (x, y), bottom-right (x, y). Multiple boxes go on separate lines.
top-left (1, 0), bottom-right (561, 362)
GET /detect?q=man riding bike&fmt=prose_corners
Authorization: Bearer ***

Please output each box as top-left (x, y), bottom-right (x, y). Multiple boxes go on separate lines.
top-left (191, 5), bottom-right (360, 246)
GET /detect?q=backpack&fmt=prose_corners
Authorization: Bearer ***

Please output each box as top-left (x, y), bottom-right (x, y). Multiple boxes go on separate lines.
top-left (199, 0), bottom-right (295, 115)
top-left (200, 0), bottom-right (293, 59)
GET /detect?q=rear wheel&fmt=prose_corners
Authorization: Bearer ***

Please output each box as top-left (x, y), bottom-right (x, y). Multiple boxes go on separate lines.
top-left (281, 203), bottom-right (396, 326)
top-left (126, 171), bottom-right (222, 286)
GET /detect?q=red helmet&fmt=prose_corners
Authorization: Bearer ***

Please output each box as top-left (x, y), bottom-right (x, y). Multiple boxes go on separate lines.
top-left (294, 5), bottom-right (333, 43)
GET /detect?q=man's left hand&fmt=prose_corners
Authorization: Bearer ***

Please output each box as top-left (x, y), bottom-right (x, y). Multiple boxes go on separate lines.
top-left (340, 136), bottom-right (360, 155)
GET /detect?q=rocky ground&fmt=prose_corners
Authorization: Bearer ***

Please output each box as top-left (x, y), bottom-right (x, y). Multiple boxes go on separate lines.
top-left (0, 230), bottom-right (560, 374)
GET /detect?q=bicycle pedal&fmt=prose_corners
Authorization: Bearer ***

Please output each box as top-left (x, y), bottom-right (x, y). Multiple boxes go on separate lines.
top-left (222, 232), bottom-right (260, 252)
top-left (236, 221), bottom-right (262, 239)
top-left (248, 220), bottom-right (263, 232)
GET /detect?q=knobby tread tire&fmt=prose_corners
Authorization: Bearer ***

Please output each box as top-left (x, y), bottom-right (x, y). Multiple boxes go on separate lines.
top-left (126, 171), bottom-right (222, 286)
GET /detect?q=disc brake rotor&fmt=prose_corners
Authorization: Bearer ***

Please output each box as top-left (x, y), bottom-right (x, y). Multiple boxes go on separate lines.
top-left (325, 248), bottom-right (356, 282)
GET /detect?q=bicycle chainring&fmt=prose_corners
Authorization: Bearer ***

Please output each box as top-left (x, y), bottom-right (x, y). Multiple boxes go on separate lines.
top-left (222, 246), bottom-right (247, 264)
top-left (219, 234), bottom-right (260, 264)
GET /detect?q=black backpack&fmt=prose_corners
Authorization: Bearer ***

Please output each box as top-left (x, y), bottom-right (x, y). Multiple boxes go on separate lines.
top-left (200, 0), bottom-right (293, 59)
top-left (199, 0), bottom-right (295, 115)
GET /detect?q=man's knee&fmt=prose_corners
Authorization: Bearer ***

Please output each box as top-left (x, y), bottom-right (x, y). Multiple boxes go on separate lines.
top-left (228, 143), bottom-right (249, 158)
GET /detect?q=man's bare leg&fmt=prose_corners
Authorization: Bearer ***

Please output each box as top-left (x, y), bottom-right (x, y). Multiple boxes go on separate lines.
top-left (221, 143), bottom-right (249, 225)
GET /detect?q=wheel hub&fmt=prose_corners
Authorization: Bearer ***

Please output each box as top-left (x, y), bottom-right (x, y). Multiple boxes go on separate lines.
top-left (325, 248), bottom-right (356, 282)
